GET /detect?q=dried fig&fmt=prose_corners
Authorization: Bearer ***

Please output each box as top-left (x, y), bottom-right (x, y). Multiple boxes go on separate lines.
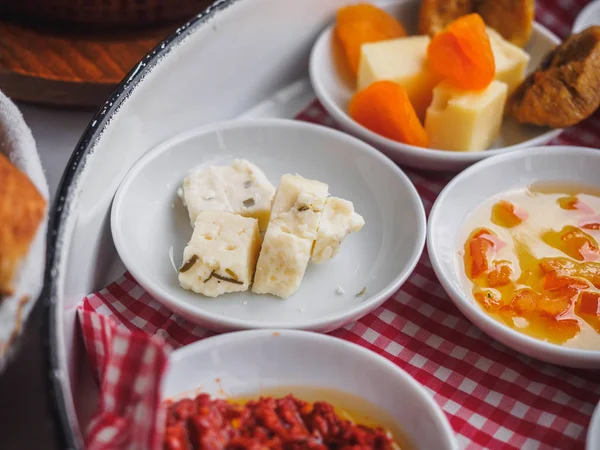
top-left (418, 0), bottom-right (534, 48)
top-left (477, 0), bottom-right (535, 47)
top-left (509, 26), bottom-right (600, 128)
top-left (418, 0), bottom-right (475, 36)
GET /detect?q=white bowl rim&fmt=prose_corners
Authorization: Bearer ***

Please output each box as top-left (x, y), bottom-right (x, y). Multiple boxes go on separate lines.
top-left (166, 328), bottom-right (458, 449)
top-left (587, 400), bottom-right (600, 450)
top-left (573, 0), bottom-right (600, 33)
top-left (111, 117), bottom-right (427, 331)
top-left (309, 1), bottom-right (563, 163)
top-left (427, 145), bottom-right (600, 362)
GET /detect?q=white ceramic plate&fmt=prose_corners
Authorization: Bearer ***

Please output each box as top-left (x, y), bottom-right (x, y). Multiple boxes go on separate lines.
top-left (111, 118), bottom-right (426, 333)
top-left (309, 0), bottom-right (563, 172)
top-left (573, 0), bottom-right (600, 33)
top-left (588, 400), bottom-right (600, 450)
top-left (427, 145), bottom-right (600, 369)
top-left (162, 329), bottom-right (457, 450)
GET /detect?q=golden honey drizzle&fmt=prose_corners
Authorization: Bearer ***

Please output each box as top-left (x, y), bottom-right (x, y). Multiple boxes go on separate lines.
top-left (459, 183), bottom-right (600, 349)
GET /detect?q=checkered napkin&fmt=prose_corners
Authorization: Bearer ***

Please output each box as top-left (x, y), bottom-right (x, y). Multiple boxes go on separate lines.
top-left (79, 1), bottom-right (600, 449)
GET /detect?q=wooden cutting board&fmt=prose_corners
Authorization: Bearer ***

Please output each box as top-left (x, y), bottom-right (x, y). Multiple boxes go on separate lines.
top-left (0, 22), bottom-right (170, 109)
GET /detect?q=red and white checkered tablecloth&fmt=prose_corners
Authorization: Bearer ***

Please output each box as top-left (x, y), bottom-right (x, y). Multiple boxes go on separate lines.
top-left (78, 1), bottom-right (600, 449)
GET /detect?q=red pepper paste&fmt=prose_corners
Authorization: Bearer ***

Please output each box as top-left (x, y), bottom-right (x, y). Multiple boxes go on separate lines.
top-left (164, 393), bottom-right (398, 450)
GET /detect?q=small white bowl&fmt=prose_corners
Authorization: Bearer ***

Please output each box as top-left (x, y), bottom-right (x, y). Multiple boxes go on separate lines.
top-left (111, 118), bottom-right (426, 333)
top-left (309, 0), bottom-right (562, 172)
top-left (588, 400), bottom-right (600, 450)
top-left (162, 329), bottom-right (458, 450)
top-left (573, 0), bottom-right (600, 33)
top-left (427, 146), bottom-right (600, 369)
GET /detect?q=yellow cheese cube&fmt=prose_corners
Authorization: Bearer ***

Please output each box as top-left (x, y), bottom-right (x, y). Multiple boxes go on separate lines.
top-left (488, 27), bottom-right (530, 95)
top-left (357, 36), bottom-right (441, 120)
top-left (424, 81), bottom-right (508, 152)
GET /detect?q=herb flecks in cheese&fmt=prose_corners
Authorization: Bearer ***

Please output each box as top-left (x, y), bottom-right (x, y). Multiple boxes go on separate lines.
top-left (311, 197), bottom-right (365, 264)
top-left (252, 175), bottom-right (329, 299)
top-left (210, 271), bottom-right (244, 285)
top-left (179, 159), bottom-right (275, 231)
top-left (178, 211), bottom-right (261, 297)
top-left (179, 255), bottom-right (199, 273)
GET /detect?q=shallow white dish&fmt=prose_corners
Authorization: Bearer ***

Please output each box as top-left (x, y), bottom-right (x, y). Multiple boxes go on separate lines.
top-left (573, 0), bottom-right (600, 33)
top-left (111, 118), bottom-right (426, 333)
top-left (309, 0), bottom-right (563, 172)
top-left (588, 400), bottom-right (600, 450)
top-left (162, 329), bottom-right (457, 449)
top-left (427, 145), bottom-right (600, 369)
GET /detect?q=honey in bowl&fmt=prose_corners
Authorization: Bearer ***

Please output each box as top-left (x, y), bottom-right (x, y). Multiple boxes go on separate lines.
top-left (458, 183), bottom-right (600, 349)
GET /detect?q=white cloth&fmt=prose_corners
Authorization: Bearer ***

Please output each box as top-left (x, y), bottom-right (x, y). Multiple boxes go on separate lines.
top-left (0, 91), bottom-right (49, 372)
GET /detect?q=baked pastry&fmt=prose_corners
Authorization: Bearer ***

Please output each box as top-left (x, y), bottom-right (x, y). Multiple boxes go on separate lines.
top-left (418, 0), bottom-right (535, 47)
top-left (509, 26), bottom-right (600, 128)
top-left (0, 153), bottom-right (46, 299)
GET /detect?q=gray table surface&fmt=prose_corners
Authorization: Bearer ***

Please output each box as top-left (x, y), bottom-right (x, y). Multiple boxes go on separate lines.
top-left (0, 105), bottom-right (93, 450)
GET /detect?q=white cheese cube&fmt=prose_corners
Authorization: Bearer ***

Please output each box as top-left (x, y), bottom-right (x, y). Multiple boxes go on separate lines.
top-left (178, 211), bottom-right (261, 297)
top-left (270, 174), bottom-right (329, 216)
top-left (488, 27), bottom-right (530, 95)
top-left (251, 228), bottom-right (313, 299)
top-left (270, 192), bottom-right (325, 241)
top-left (424, 81), bottom-right (508, 152)
top-left (179, 159), bottom-right (275, 231)
top-left (252, 175), bottom-right (329, 298)
top-left (311, 197), bottom-right (365, 264)
top-left (357, 36), bottom-right (441, 120)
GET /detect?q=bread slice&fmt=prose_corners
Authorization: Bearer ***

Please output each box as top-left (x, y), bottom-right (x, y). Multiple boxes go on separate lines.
top-left (0, 153), bottom-right (46, 299)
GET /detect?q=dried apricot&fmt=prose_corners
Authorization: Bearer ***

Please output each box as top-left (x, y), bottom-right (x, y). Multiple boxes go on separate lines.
top-left (578, 291), bottom-right (600, 316)
top-left (509, 289), bottom-right (538, 314)
top-left (337, 3), bottom-right (406, 30)
top-left (557, 196), bottom-right (594, 213)
top-left (348, 81), bottom-right (429, 147)
top-left (542, 225), bottom-right (600, 262)
top-left (540, 258), bottom-right (600, 289)
top-left (427, 13), bottom-right (495, 90)
top-left (474, 291), bottom-right (502, 310)
top-left (491, 201), bottom-right (527, 228)
top-left (545, 318), bottom-right (581, 341)
top-left (542, 271), bottom-right (589, 292)
top-left (582, 223), bottom-right (600, 231)
top-left (487, 262), bottom-right (512, 287)
top-left (335, 4), bottom-right (407, 74)
top-left (464, 228), bottom-right (497, 279)
top-left (557, 196), bottom-right (579, 210)
top-left (537, 290), bottom-right (575, 318)
top-left (577, 291), bottom-right (600, 332)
